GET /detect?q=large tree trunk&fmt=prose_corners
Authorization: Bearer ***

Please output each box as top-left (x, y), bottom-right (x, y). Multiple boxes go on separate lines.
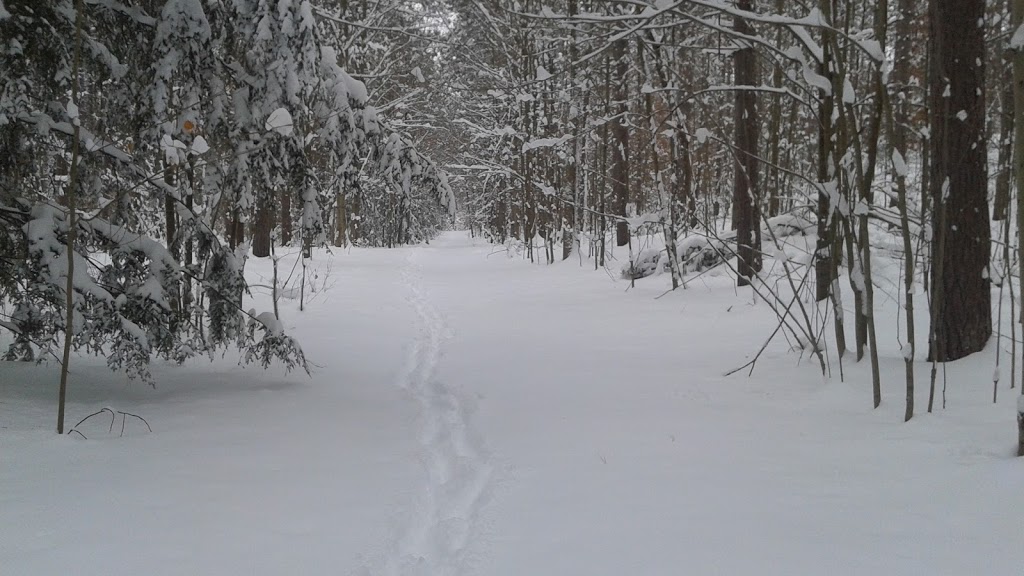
top-left (564, 0), bottom-right (580, 261)
top-left (163, 167), bottom-right (180, 314)
top-left (280, 187), bottom-right (292, 245)
top-left (252, 201), bottom-right (274, 258)
top-left (349, 178), bottom-right (362, 245)
top-left (765, 0), bottom-right (786, 218)
top-left (733, 0), bottom-right (761, 287)
top-left (815, 1), bottom-right (837, 305)
top-left (1013, 0), bottom-right (1024, 407)
top-left (611, 37), bottom-right (630, 247)
top-left (994, 0), bottom-right (1014, 221)
top-left (335, 190), bottom-right (347, 247)
top-left (927, 0), bottom-right (991, 362)
top-left (231, 214), bottom-right (245, 248)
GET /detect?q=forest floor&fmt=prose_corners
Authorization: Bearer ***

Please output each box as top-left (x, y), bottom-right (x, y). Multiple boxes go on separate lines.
top-left (2, 231), bottom-right (1022, 575)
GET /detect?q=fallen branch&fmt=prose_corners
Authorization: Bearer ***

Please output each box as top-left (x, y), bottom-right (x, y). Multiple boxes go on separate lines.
top-left (68, 407), bottom-right (152, 439)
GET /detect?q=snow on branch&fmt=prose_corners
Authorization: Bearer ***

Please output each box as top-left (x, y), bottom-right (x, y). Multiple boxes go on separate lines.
top-left (522, 135), bottom-right (571, 153)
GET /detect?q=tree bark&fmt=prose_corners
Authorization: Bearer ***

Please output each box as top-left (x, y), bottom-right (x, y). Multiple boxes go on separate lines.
top-left (1018, 401), bottom-right (1024, 456)
top-left (611, 37), bottom-right (630, 247)
top-left (994, 80), bottom-right (1013, 221)
top-left (252, 201), bottom-right (274, 258)
top-left (927, 0), bottom-right (991, 362)
top-left (58, 0), bottom-right (85, 434)
top-left (280, 187), bottom-right (292, 245)
top-left (335, 190), bottom-right (347, 247)
top-left (891, 0), bottom-right (917, 420)
top-left (1012, 0), bottom-right (1024, 397)
top-left (734, 0), bottom-right (761, 287)
top-left (349, 179), bottom-right (361, 244)
top-left (815, 0), bottom-right (837, 304)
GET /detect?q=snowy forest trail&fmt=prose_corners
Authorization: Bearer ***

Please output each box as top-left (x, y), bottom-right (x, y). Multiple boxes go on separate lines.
top-left (381, 232), bottom-right (1024, 576)
top-left (368, 248), bottom-right (494, 576)
top-left (2, 231), bottom-right (1023, 575)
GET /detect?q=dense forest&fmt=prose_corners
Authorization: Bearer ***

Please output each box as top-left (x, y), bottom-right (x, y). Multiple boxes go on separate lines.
top-left (1, 0), bottom-right (1022, 449)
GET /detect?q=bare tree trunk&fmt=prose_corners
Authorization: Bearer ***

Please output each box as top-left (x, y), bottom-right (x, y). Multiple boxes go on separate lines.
top-left (598, 49), bottom-right (610, 268)
top-left (270, 238), bottom-right (280, 320)
top-left (229, 206), bottom-right (244, 248)
top-left (995, 0), bottom-right (1014, 222)
top-left (164, 165), bottom-right (180, 313)
top-left (280, 188), bottom-right (292, 245)
top-left (564, 0), bottom-right (580, 261)
top-left (854, 0), bottom-right (890, 409)
top-left (335, 189), bottom-right (347, 247)
top-left (895, 143), bottom-right (917, 420)
top-left (890, 2), bottom-right (917, 419)
top-left (815, 5), bottom-right (837, 304)
top-left (928, 0), bottom-right (992, 362)
top-left (349, 181), bottom-right (361, 245)
top-left (611, 38), bottom-right (630, 247)
top-left (733, 0), bottom-right (761, 287)
top-left (1018, 400), bottom-right (1024, 456)
top-left (994, 82), bottom-right (1013, 221)
top-left (766, 0), bottom-right (785, 218)
top-left (58, 0), bottom-right (85, 434)
top-left (183, 158), bottom-right (195, 313)
top-left (1012, 0), bottom-right (1024, 450)
top-left (252, 201), bottom-right (274, 258)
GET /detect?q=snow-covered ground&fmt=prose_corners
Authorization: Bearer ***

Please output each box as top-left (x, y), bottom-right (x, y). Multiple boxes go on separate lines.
top-left (2, 231), bottom-right (1022, 575)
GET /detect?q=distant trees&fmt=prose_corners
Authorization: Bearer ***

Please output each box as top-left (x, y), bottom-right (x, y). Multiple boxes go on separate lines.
top-left (323, 0), bottom-right (458, 248)
top-left (438, 0), bottom-right (1007, 420)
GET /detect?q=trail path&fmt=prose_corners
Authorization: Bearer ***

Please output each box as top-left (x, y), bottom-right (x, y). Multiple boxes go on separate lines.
top-left (371, 248), bottom-right (493, 576)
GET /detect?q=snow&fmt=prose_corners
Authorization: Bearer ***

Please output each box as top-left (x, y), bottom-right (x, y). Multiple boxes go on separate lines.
top-left (2, 232), bottom-right (1023, 575)
top-left (521, 135), bottom-right (570, 152)
top-left (892, 148), bottom-right (908, 177)
top-left (1019, 394), bottom-right (1024, 414)
top-left (160, 134), bottom-right (188, 165)
top-left (265, 107), bottom-right (294, 136)
top-left (842, 77), bottom-right (855, 104)
top-left (119, 317), bottom-right (150, 351)
top-left (802, 61), bottom-right (832, 94)
top-left (855, 38), bottom-right (885, 63)
top-left (135, 275), bottom-right (170, 310)
top-left (190, 135), bottom-right (210, 154)
top-left (1011, 23), bottom-right (1024, 51)
top-left (20, 112), bottom-right (132, 163)
top-left (255, 310), bottom-right (284, 336)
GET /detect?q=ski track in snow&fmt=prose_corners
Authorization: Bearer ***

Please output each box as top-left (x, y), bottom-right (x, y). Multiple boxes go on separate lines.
top-left (367, 249), bottom-right (493, 576)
